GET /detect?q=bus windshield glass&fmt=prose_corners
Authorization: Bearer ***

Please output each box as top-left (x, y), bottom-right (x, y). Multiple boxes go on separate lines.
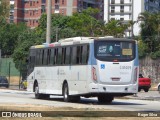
top-left (94, 40), bottom-right (135, 62)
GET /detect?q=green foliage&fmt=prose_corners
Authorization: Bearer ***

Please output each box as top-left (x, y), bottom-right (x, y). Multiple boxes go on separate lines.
top-left (51, 27), bottom-right (77, 41)
top-left (0, 0), bottom-right (9, 24)
top-left (140, 12), bottom-right (160, 58)
top-left (150, 51), bottom-right (160, 59)
top-left (37, 8), bottom-right (128, 39)
top-left (12, 29), bottom-right (44, 70)
top-left (67, 7), bottom-right (101, 37)
top-left (104, 20), bottom-right (128, 37)
top-left (0, 23), bottom-right (27, 56)
top-left (36, 13), bottom-right (73, 42)
top-left (138, 40), bottom-right (149, 59)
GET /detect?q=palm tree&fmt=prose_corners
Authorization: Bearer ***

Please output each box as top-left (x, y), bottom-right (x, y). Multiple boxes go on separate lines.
top-left (104, 20), bottom-right (128, 38)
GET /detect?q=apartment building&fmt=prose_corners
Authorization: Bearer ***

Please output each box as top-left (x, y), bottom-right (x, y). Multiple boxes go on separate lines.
top-left (103, 0), bottom-right (160, 36)
top-left (9, 0), bottom-right (15, 23)
top-left (14, 0), bottom-right (102, 28)
top-left (145, 0), bottom-right (160, 13)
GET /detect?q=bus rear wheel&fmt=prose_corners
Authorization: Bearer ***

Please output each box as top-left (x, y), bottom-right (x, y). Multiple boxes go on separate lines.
top-left (63, 83), bottom-right (80, 102)
top-left (98, 95), bottom-right (114, 103)
top-left (63, 83), bottom-right (70, 102)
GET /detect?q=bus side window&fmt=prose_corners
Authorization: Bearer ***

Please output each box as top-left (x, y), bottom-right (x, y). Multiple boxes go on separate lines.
top-left (50, 49), bottom-right (54, 65)
top-left (39, 49), bottom-right (43, 65)
top-left (71, 46), bottom-right (77, 65)
top-left (82, 44), bottom-right (89, 64)
top-left (54, 48), bottom-right (57, 65)
top-left (47, 49), bottom-right (51, 65)
top-left (43, 49), bottom-right (48, 65)
top-left (62, 47), bottom-right (66, 65)
top-left (80, 46), bottom-right (83, 64)
top-left (65, 47), bottom-right (71, 65)
top-left (86, 45), bottom-right (89, 63)
top-left (57, 48), bottom-right (62, 65)
top-left (76, 46), bottom-right (81, 64)
top-left (42, 49), bottom-right (45, 65)
top-left (36, 49), bottom-right (40, 66)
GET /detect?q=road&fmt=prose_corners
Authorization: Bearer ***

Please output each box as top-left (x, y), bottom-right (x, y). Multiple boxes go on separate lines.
top-left (0, 89), bottom-right (160, 112)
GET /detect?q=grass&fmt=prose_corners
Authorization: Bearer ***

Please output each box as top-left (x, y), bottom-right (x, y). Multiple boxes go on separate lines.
top-left (7, 76), bottom-right (20, 85)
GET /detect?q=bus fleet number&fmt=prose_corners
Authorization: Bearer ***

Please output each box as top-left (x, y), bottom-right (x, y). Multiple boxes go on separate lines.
top-left (120, 66), bottom-right (131, 69)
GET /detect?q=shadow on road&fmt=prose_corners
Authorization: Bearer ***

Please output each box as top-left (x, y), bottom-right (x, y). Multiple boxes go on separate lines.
top-left (31, 96), bottom-right (146, 106)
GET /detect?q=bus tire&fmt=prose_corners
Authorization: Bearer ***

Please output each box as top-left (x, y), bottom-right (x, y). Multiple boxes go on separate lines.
top-left (63, 83), bottom-right (70, 102)
top-left (98, 95), bottom-right (114, 103)
top-left (34, 84), bottom-right (43, 99)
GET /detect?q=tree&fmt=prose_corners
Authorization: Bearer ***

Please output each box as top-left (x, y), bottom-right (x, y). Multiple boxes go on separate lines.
top-left (104, 20), bottom-right (128, 37)
top-left (0, 23), bottom-right (27, 56)
top-left (138, 40), bottom-right (149, 58)
top-left (12, 29), bottom-right (44, 70)
top-left (0, 0), bottom-right (9, 25)
top-left (67, 7), bottom-right (101, 37)
top-left (36, 13), bottom-right (74, 42)
top-left (139, 12), bottom-right (160, 58)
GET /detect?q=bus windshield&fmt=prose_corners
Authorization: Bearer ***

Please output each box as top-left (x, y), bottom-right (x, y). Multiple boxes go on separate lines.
top-left (94, 40), bottom-right (135, 62)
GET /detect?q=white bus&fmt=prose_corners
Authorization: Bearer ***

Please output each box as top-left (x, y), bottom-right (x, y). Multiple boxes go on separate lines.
top-left (27, 37), bottom-right (139, 103)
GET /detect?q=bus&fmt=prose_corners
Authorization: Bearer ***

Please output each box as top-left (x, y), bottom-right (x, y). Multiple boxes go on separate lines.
top-left (27, 37), bottom-right (139, 103)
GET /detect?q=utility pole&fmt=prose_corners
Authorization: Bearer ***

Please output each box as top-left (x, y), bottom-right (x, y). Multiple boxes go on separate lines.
top-left (56, 27), bottom-right (58, 42)
top-left (46, 0), bottom-right (52, 43)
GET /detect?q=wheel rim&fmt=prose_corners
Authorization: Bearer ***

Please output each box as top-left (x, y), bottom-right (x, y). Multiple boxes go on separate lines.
top-left (64, 86), bottom-right (68, 100)
top-left (35, 86), bottom-right (39, 95)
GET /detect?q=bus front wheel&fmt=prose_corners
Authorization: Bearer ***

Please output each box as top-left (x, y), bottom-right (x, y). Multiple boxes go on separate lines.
top-left (35, 86), bottom-right (41, 99)
top-left (98, 95), bottom-right (114, 103)
top-left (34, 84), bottom-right (47, 99)
top-left (63, 83), bottom-right (70, 102)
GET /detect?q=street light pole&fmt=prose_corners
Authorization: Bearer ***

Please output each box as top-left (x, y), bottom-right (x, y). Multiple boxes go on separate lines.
top-left (46, 0), bottom-right (52, 44)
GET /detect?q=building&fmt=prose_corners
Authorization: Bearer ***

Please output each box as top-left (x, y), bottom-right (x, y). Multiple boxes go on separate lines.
top-left (9, 0), bottom-right (15, 23)
top-left (103, 0), bottom-right (160, 36)
top-left (14, 0), bottom-right (102, 28)
top-left (145, 0), bottom-right (160, 13)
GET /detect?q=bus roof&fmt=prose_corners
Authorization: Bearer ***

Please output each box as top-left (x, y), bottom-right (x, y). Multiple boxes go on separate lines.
top-left (30, 36), bottom-right (135, 49)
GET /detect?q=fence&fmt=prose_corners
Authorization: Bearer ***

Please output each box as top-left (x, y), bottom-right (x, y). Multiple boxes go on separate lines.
top-left (139, 56), bottom-right (160, 84)
top-left (0, 57), bottom-right (25, 89)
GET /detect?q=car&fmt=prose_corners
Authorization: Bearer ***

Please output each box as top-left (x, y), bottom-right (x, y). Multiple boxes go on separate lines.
top-left (138, 74), bottom-right (151, 92)
top-left (157, 83), bottom-right (160, 93)
top-left (0, 76), bottom-right (9, 88)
